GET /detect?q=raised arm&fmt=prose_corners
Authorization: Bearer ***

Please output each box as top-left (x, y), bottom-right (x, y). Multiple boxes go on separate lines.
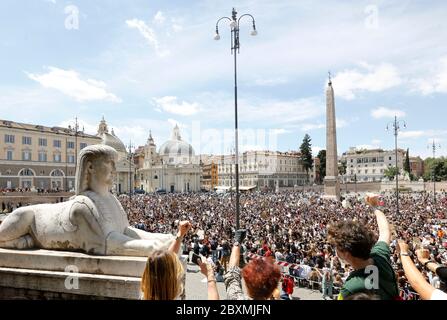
top-left (374, 209), bottom-right (391, 245)
top-left (397, 240), bottom-right (436, 300)
top-left (169, 221), bottom-right (191, 253)
top-left (199, 260), bottom-right (220, 300)
top-left (365, 195), bottom-right (391, 245)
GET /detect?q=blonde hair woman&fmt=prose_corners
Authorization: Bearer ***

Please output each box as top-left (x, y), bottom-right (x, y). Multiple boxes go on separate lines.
top-left (140, 250), bottom-right (184, 300)
top-left (140, 220), bottom-right (220, 300)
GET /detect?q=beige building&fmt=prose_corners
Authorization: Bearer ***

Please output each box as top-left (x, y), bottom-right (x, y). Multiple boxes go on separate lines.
top-left (0, 119), bottom-right (100, 191)
top-left (0, 118), bottom-right (135, 194)
top-left (342, 147), bottom-right (405, 182)
top-left (201, 162), bottom-right (218, 191)
top-left (138, 125), bottom-right (201, 193)
top-left (212, 150), bottom-right (307, 190)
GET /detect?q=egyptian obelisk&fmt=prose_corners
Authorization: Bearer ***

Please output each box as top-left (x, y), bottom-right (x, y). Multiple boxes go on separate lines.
top-left (324, 74), bottom-right (341, 200)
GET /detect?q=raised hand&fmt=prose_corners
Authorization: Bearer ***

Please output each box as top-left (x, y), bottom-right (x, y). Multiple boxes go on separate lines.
top-left (365, 193), bottom-right (379, 207)
top-left (178, 221), bottom-right (192, 238)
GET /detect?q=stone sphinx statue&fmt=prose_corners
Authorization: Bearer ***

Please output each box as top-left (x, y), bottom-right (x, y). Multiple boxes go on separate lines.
top-left (0, 145), bottom-right (174, 256)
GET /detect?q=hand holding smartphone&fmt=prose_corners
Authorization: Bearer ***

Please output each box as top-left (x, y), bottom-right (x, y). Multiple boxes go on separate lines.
top-left (191, 253), bottom-right (202, 266)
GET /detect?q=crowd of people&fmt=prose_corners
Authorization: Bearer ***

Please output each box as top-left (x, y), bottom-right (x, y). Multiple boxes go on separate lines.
top-left (119, 190), bottom-right (447, 300)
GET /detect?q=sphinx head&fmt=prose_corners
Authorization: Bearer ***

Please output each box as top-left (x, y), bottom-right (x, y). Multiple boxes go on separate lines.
top-left (76, 145), bottom-right (118, 195)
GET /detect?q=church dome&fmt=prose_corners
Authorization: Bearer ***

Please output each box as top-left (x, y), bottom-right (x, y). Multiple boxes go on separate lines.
top-left (159, 125), bottom-right (195, 157)
top-left (96, 117), bottom-right (127, 153)
top-left (101, 132), bottom-right (127, 153)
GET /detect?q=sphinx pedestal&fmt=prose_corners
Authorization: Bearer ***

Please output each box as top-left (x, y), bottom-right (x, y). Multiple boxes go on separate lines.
top-left (0, 248), bottom-right (147, 300)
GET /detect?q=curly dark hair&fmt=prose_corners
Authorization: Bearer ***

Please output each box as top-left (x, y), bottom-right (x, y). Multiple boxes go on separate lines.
top-left (327, 220), bottom-right (376, 260)
top-left (242, 257), bottom-right (281, 300)
top-left (344, 291), bottom-right (381, 300)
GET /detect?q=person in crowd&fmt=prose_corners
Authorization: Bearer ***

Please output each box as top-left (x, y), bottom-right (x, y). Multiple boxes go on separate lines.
top-left (110, 189), bottom-right (446, 300)
top-left (140, 220), bottom-right (192, 300)
top-left (397, 239), bottom-right (447, 300)
top-left (327, 194), bottom-right (399, 300)
top-left (280, 274), bottom-right (295, 300)
top-left (224, 229), bottom-right (282, 300)
top-left (415, 247), bottom-right (447, 287)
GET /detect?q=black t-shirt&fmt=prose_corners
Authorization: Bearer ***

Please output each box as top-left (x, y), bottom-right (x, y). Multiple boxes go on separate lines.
top-left (436, 266), bottom-right (447, 288)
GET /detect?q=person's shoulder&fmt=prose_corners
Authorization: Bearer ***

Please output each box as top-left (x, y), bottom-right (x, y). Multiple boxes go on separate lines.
top-left (342, 275), bottom-right (367, 296)
top-left (371, 241), bottom-right (391, 257)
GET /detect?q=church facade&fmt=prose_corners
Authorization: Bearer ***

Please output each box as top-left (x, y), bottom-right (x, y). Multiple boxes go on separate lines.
top-left (138, 125), bottom-right (201, 193)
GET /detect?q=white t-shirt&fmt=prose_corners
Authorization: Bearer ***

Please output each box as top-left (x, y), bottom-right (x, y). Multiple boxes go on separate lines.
top-left (430, 289), bottom-right (447, 300)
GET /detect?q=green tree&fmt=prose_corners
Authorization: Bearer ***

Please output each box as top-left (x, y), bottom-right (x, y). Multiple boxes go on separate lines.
top-left (404, 148), bottom-right (411, 174)
top-left (424, 157), bottom-right (447, 181)
top-left (300, 134), bottom-right (314, 183)
top-left (339, 159), bottom-right (347, 176)
top-left (317, 149), bottom-right (326, 183)
top-left (384, 166), bottom-right (399, 180)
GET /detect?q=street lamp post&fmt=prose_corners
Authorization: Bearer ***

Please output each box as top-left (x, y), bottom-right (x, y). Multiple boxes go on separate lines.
top-left (127, 140), bottom-right (134, 201)
top-left (67, 117), bottom-right (79, 192)
top-left (386, 116), bottom-right (406, 215)
top-left (214, 8), bottom-right (257, 230)
top-left (428, 140), bottom-right (441, 205)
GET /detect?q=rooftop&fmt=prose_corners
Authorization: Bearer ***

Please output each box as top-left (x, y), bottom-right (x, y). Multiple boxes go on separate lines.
top-left (0, 119), bottom-right (100, 139)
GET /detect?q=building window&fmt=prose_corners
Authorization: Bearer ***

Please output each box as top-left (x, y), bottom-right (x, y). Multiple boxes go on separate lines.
top-left (22, 136), bottom-right (32, 145)
top-left (6, 150), bottom-right (13, 160)
top-left (38, 138), bottom-right (47, 147)
top-left (53, 154), bottom-right (62, 162)
top-left (38, 152), bottom-right (47, 162)
top-left (68, 155), bottom-right (75, 163)
top-left (5, 134), bottom-right (15, 143)
top-left (53, 140), bottom-right (61, 148)
top-left (67, 141), bottom-right (75, 149)
top-left (389, 156), bottom-right (392, 160)
top-left (22, 151), bottom-right (31, 161)
top-left (80, 143), bottom-right (87, 150)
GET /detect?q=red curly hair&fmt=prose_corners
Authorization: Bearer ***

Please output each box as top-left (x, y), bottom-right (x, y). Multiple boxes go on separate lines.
top-left (242, 257), bottom-right (281, 299)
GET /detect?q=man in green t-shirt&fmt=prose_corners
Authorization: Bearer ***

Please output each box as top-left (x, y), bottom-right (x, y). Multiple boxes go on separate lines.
top-left (327, 195), bottom-right (399, 300)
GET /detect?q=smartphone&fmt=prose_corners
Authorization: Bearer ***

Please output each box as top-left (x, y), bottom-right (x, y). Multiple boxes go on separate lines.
top-left (191, 253), bottom-right (202, 266)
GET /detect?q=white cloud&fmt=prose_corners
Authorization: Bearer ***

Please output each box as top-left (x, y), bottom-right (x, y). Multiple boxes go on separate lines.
top-left (26, 67), bottom-right (121, 103)
top-left (45, 0), bottom-right (56, 4)
top-left (371, 107), bottom-right (406, 119)
top-left (412, 56), bottom-right (447, 95)
top-left (372, 139), bottom-right (382, 145)
top-left (400, 129), bottom-right (447, 140)
top-left (126, 19), bottom-right (170, 57)
top-left (154, 96), bottom-right (199, 116)
top-left (299, 117), bottom-right (352, 132)
top-left (153, 11), bottom-right (165, 25)
top-left (301, 123), bottom-right (325, 131)
top-left (270, 128), bottom-right (290, 135)
top-left (399, 130), bottom-right (425, 139)
top-left (254, 77), bottom-right (288, 87)
top-left (332, 63), bottom-right (402, 100)
top-left (172, 24), bottom-right (183, 33)
top-left (58, 119), bottom-right (98, 135)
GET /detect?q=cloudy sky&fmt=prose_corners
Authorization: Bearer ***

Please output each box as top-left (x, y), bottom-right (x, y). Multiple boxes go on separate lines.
top-left (1, 0), bottom-right (446, 158)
